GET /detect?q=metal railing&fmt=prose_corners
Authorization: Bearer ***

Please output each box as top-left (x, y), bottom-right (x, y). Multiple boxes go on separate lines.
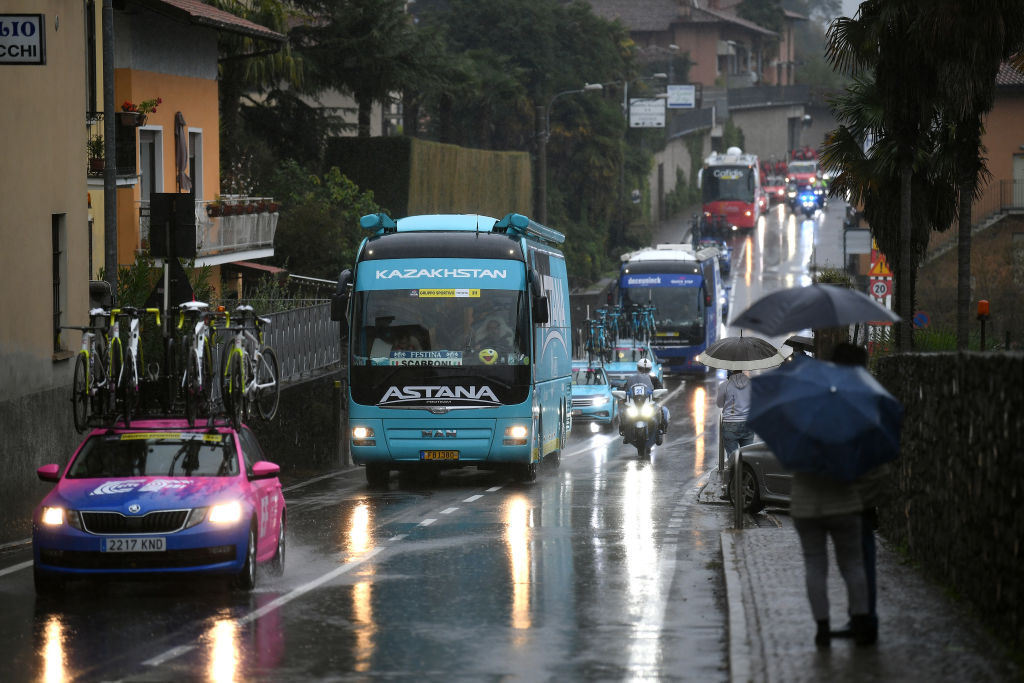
top-left (138, 198), bottom-right (279, 258)
top-left (927, 179), bottom-right (1024, 262)
top-left (259, 302), bottom-right (341, 385)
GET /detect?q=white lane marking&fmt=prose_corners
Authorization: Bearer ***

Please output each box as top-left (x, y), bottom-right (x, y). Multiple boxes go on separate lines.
top-left (282, 470), bottom-right (346, 492)
top-left (486, 486), bottom-right (502, 492)
top-left (391, 534), bottom-right (408, 542)
top-left (419, 519), bottom-right (436, 527)
top-left (143, 645), bottom-right (196, 667)
top-left (440, 507), bottom-right (458, 515)
top-left (145, 546), bottom-right (387, 666)
top-left (0, 560), bottom-right (32, 577)
top-left (463, 495), bottom-right (483, 503)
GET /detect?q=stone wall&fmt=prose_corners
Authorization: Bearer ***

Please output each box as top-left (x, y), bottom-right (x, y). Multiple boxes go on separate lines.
top-left (875, 352), bottom-right (1024, 650)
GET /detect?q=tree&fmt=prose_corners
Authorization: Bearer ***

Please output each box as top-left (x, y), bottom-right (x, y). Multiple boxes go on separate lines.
top-left (920, 1), bottom-right (1024, 349)
top-left (825, 1), bottom-right (939, 350)
top-left (292, 0), bottom-right (440, 137)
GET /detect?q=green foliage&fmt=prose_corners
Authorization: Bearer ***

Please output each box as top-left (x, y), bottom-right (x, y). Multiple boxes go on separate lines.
top-left (738, 0), bottom-right (783, 33)
top-left (722, 119), bottom-right (745, 150)
top-left (813, 267), bottom-right (851, 286)
top-left (267, 160), bottom-right (380, 279)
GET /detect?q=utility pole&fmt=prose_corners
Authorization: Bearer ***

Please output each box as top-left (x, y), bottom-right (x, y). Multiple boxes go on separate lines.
top-left (102, 0), bottom-right (117, 303)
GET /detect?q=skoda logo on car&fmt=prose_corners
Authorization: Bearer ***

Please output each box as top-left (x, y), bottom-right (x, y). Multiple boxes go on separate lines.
top-left (128, 504), bottom-right (141, 514)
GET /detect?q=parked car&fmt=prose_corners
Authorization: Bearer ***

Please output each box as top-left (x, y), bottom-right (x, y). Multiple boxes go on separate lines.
top-left (32, 418), bottom-right (286, 595)
top-left (723, 441), bottom-right (792, 513)
top-left (571, 361), bottom-right (619, 432)
top-left (604, 339), bottom-right (663, 389)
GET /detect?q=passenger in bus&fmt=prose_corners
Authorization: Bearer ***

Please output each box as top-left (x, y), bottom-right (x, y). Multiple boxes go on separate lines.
top-left (475, 316), bottom-right (513, 350)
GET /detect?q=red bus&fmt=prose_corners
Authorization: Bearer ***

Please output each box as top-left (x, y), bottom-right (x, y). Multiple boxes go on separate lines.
top-left (698, 147), bottom-right (765, 233)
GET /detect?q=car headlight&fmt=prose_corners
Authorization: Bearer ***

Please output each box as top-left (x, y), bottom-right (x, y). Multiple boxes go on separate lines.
top-left (41, 506), bottom-right (64, 526)
top-left (591, 396), bottom-right (609, 407)
top-left (208, 501), bottom-right (243, 525)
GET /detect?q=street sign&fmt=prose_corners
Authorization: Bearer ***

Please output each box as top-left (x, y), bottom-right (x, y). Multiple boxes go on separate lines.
top-left (869, 248), bottom-right (892, 276)
top-left (666, 84), bottom-right (696, 109)
top-left (629, 98), bottom-right (665, 128)
top-left (913, 311), bottom-right (930, 329)
top-left (870, 278), bottom-right (891, 299)
top-left (0, 15), bottom-right (45, 65)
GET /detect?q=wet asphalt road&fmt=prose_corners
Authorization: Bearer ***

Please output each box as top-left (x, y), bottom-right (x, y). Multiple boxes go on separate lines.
top-left (0, 204), bottom-right (831, 682)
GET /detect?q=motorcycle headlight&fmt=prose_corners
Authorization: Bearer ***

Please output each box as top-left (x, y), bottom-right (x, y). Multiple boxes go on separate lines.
top-left (640, 403), bottom-right (655, 418)
top-left (626, 404), bottom-right (639, 418)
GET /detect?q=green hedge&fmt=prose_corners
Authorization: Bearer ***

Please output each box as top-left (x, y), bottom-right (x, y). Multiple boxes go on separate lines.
top-left (324, 137), bottom-right (531, 220)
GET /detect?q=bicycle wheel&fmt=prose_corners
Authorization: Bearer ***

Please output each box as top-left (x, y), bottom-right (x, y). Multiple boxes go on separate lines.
top-left (254, 347), bottom-right (280, 420)
top-left (199, 341), bottom-right (214, 413)
top-left (72, 354), bottom-right (89, 432)
top-left (121, 350), bottom-right (139, 428)
top-left (163, 337), bottom-right (178, 413)
top-left (184, 349), bottom-right (200, 427)
top-left (109, 340), bottom-right (124, 421)
top-left (224, 352), bottom-right (245, 430)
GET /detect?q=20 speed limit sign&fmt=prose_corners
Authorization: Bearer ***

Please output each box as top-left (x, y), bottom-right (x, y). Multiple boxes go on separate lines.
top-left (871, 279), bottom-right (891, 299)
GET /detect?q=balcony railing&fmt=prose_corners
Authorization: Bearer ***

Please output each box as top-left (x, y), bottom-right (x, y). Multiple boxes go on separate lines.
top-left (138, 197), bottom-right (279, 260)
top-left (927, 179), bottom-right (1024, 261)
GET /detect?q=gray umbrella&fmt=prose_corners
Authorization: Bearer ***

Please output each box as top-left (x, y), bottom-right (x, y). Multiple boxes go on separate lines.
top-left (697, 334), bottom-right (789, 371)
top-left (731, 284), bottom-right (901, 336)
top-left (175, 111), bottom-right (192, 193)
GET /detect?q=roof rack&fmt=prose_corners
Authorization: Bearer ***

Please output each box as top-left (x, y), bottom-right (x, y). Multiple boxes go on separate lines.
top-left (492, 213), bottom-right (565, 245)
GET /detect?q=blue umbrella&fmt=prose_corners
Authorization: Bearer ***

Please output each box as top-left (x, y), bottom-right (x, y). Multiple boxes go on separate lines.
top-left (747, 355), bottom-right (903, 482)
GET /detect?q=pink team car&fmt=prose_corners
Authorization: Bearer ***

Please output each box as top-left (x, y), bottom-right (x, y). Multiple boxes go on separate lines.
top-left (32, 418), bottom-right (285, 595)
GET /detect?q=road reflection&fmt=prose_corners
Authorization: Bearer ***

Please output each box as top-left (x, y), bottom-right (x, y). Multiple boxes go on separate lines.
top-left (207, 619), bottom-right (238, 682)
top-left (692, 385), bottom-right (707, 474)
top-left (506, 496), bottom-right (532, 640)
top-left (41, 615), bottom-right (67, 683)
top-left (348, 501), bottom-right (377, 671)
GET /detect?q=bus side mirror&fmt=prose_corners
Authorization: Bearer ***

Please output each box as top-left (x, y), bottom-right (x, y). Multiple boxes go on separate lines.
top-left (331, 269), bottom-right (353, 323)
top-left (533, 296), bottom-right (549, 324)
top-left (529, 268), bottom-right (549, 324)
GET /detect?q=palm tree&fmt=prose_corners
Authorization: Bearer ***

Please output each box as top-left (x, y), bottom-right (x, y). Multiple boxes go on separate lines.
top-left (825, 1), bottom-right (938, 350)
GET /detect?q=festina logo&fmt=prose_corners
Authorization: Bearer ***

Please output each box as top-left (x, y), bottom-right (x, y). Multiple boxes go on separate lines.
top-left (375, 268), bottom-right (508, 279)
top-left (380, 385), bottom-right (501, 405)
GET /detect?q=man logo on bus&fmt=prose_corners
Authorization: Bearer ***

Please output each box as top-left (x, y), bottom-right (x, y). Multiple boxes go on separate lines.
top-left (379, 385), bottom-right (501, 406)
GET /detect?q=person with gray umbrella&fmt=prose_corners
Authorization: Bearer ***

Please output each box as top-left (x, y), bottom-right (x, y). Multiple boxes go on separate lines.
top-left (717, 369), bottom-right (755, 456)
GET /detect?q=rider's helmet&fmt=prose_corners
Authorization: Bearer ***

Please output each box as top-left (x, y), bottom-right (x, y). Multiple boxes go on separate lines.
top-left (637, 357), bottom-right (652, 374)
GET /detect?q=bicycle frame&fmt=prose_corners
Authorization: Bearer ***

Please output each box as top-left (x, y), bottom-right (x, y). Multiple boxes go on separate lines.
top-left (178, 301), bottom-right (219, 392)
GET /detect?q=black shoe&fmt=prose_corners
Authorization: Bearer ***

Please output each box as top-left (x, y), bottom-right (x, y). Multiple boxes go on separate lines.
top-left (815, 620), bottom-right (831, 648)
top-left (851, 614), bottom-right (877, 646)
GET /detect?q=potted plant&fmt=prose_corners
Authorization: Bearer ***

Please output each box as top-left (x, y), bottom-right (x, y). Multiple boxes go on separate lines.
top-left (118, 97), bottom-right (162, 126)
top-left (86, 136), bottom-right (105, 173)
top-left (206, 200), bottom-right (223, 217)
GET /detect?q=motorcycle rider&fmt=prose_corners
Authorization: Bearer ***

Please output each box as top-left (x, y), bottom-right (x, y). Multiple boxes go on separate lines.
top-left (619, 357), bottom-right (670, 445)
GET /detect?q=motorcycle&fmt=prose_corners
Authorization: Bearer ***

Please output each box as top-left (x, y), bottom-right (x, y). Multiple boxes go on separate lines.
top-left (798, 188), bottom-right (818, 217)
top-left (612, 384), bottom-right (668, 459)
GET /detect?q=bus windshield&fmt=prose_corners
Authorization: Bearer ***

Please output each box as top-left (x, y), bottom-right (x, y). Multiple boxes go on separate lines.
top-left (702, 165), bottom-right (755, 203)
top-left (352, 288), bottom-right (529, 367)
top-left (621, 286), bottom-right (705, 345)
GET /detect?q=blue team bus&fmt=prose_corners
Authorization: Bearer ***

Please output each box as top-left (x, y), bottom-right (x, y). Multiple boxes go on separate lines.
top-left (617, 243), bottom-right (721, 376)
top-left (331, 213), bottom-right (572, 486)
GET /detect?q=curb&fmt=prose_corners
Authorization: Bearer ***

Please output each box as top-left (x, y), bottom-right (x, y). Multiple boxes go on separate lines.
top-left (721, 531), bottom-right (752, 683)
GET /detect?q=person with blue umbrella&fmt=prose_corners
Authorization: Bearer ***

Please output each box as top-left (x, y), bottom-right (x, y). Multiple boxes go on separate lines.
top-left (747, 344), bottom-right (903, 648)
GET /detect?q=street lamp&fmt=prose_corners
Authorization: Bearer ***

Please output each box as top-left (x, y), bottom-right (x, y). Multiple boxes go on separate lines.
top-left (535, 82), bottom-right (603, 224)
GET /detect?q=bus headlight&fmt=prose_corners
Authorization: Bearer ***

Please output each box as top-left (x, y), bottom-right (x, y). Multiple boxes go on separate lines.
top-left (504, 425), bottom-right (528, 446)
top-left (352, 426), bottom-right (376, 446)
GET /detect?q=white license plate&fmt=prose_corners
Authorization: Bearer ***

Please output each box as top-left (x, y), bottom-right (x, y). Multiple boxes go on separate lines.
top-left (103, 537), bottom-right (166, 552)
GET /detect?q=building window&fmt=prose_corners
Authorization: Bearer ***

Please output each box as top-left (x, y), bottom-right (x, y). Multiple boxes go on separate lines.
top-left (52, 215), bottom-right (67, 353)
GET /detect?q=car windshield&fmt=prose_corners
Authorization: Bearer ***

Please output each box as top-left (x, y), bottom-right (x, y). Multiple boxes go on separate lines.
top-left (67, 432), bottom-right (239, 478)
top-left (572, 368), bottom-right (608, 386)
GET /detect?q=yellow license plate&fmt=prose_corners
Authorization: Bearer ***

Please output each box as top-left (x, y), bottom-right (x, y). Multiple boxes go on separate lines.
top-left (420, 450), bottom-right (459, 461)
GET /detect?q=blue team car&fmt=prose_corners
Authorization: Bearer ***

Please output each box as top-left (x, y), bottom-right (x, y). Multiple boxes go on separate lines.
top-left (604, 338), bottom-right (664, 390)
top-left (571, 361), bottom-right (619, 433)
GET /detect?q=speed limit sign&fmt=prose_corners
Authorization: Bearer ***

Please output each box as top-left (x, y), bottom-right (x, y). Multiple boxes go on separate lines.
top-left (871, 279), bottom-right (891, 299)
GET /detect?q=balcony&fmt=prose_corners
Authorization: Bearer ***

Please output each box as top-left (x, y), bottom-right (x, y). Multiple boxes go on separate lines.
top-left (86, 111), bottom-right (140, 185)
top-left (138, 196), bottom-right (279, 265)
